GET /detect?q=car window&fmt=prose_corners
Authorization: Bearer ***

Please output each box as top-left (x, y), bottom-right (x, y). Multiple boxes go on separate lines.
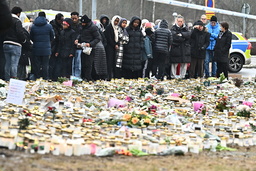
top-left (232, 34), bottom-right (239, 40)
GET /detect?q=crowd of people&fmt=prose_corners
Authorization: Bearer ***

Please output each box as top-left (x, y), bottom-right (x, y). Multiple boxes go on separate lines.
top-left (0, 5), bottom-right (232, 82)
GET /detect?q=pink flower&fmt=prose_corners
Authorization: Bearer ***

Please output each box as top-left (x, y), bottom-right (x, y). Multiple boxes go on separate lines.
top-left (171, 93), bottom-right (180, 97)
top-left (125, 96), bottom-right (132, 102)
top-left (243, 101), bottom-right (253, 108)
top-left (193, 102), bottom-right (204, 112)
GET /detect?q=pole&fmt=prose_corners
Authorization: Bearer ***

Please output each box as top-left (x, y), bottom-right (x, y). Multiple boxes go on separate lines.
top-left (140, 0), bottom-right (143, 19)
top-left (92, 0), bottom-right (97, 20)
top-left (243, 17), bottom-right (246, 36)
top-left (152, 2), bottom-right (156, 22)
top-left (79, 0), bottom-right (83, 16)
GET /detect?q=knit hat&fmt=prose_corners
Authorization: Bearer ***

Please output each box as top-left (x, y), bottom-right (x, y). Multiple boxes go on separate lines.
top-left (210, 16), bottom-right (217, 22)
top-left (193, 20), bottom-right (204, 26)
top-left (145, 28), bottom-right (153, 36)
top-left (81, 15), bottom-right (91, 23)
top-left (63, 18), bottom-right (72, 27)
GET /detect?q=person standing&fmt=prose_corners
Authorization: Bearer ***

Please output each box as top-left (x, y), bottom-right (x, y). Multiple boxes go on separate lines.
top-left (204, 16), bottom-right (220, 78)
top-left (200, 14), bottom-right (208, 25)
top-left (122, 16), bottom-right (144, 79)
top-left (152, 19), bottom-right (172, 80)
top-left (70, 12), bottom-right (82, 78)
top-left (30, 12), bottom-right (54, 80)
top-left (189, 20), bottom-right (210, 78)
top-left (49, 13), bottom-right (64, 81)
top-left (99, 14), bottom-right (110, 30)
top-left (214, 22), bottom-right (232, 79)
top-left (75, 15), bottom-right (100, 81)
top-left (104, 15), bottom-right (120, 80)
top-left (55, 18), bottom-right (76, 78)
top-left (170, 15), bottom-right (191, 79)
top-left (115, 18), bottom-right (129, 79)
top-left (142, 28), bottom-right (153, 78)
top-left (3, 7), bottom-right (26, 81)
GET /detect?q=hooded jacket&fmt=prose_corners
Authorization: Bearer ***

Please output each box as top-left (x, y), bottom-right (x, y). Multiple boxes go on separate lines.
top-left (30, 16), bottom-right (54, 56)
top-left (122, 16), bottom-right (144, 71)
top-left (205, 22), bottom-right (220, 50)
top-left (78, 21), bottom-right (100, 48)
top-left (152, 19), bottom-right (172, 54)
top-left (99, 14), bottom-right (110, 30)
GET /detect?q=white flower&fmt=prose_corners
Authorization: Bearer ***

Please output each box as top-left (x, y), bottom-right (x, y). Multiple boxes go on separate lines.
top-left (99, 111), bottom-right (110, 119)
top-left (237, 105), bottom-right (250, 112)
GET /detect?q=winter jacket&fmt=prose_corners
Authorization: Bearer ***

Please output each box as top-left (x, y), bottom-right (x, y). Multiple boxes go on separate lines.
top-left (170, 24), bottom-right (191, 63)
top-left (213, 30), bottom-right (232, 63)
top-left (78, 21), bottom-right (100, 48)
top-left (122, 16), bottom-right (144, 71)
top-left (142, 35), bottom-right (153, 61)
top-left (50, 19), bottom-right (63, 53)
top-left (205, 22), bottom-right (220, 50)
top-left (3, 14), bottom-right (26, 46)
top-left (94, 41), bottom-right (108, 76)
top-left (57, 28), bottom-right (76, 58)
top-left (152, 19), bottom-right (172, 54)
top-left (190, 27), bottom-right (210, 59)
top-left (0, 0), bottom-right (12, 33)
top-left (30, 16), bottom-right (54, 56)
top-left (99, 14), bottom-right (110, 30)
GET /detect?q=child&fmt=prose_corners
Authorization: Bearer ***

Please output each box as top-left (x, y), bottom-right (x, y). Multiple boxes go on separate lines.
top-left (55, 18), bottom-right (76, 78)
top-left (115, 18), bottom-right (129, 78)
top-left (142, 28), bottom-right (153, 78)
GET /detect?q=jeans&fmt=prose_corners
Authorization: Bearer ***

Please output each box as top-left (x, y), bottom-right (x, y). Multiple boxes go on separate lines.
top-left (204, 50), bottom-right (217, 77)
top-left (72, 49), bottom-right (82, 78)
top-left (33, 55), bottom-right (50, 80)
top-left (3, 44), bottom-right (21, 81)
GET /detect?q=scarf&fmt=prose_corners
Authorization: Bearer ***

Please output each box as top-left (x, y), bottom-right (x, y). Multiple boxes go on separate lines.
top-left (111, 15), bottom-right (121, 43)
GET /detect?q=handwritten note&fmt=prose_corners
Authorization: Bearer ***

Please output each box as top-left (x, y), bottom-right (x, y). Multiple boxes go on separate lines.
top-left (6, 79), bottom-right (26, 105)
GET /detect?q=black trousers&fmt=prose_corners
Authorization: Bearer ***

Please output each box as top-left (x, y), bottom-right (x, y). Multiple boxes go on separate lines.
top-left (217, 62), bottom-right (228, 79)
top-left (81, 50), bottom-right (95, 81)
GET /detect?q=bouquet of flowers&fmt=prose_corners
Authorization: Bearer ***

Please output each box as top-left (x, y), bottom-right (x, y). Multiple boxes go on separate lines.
top-left (215, 95), bottom-right (231, 112)
top-left (236, 105), bottom-right (251, 118)
top-left (122, 110), bottom-right (155, 127)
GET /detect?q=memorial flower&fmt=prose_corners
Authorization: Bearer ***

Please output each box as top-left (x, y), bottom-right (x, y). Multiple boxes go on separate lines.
top-left (236, 105), bottom-right (251, 118)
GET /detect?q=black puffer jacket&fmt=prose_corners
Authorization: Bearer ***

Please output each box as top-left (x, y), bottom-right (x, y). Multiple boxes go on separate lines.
top-left (213, 30), bottom-right (232, 63)
top-left (78, 21), bottom-right (100, 48)
top-left (57, 28), bottom-right (76, 57)
top-left (50, 19), bottom-right (63, 53)
top-left (122, 16), bottom-right (144, 71)
top-left (190, 27), bottom-right (210, 59)
top-left (153, 19), bottom-right (172, 54)
top-left (170, 24), bottom-right (191, 63)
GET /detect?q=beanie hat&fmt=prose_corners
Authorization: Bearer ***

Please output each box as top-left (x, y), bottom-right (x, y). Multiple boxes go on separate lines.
top-left (63, 18), bottom-right (72, 27)
top-left (193, 20), bottom-right (204, 26)
top-left (145, 28), bottom-right (153, 36)
top-left (81, 15), bottom-right (91, 23)
top-left (210, 16), bottom-right (217, 22)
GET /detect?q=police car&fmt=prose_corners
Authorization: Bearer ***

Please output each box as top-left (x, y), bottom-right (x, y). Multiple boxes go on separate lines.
top-left (229, 32), bottom-right (252, 73)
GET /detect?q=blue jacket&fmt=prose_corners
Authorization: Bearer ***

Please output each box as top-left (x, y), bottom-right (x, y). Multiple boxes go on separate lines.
top-left (206, 22), bottom-right (220, 50)
top-left (142, 36), bottom-right (153, 61)
top-left (30, 16), bottom-right (54, 56)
